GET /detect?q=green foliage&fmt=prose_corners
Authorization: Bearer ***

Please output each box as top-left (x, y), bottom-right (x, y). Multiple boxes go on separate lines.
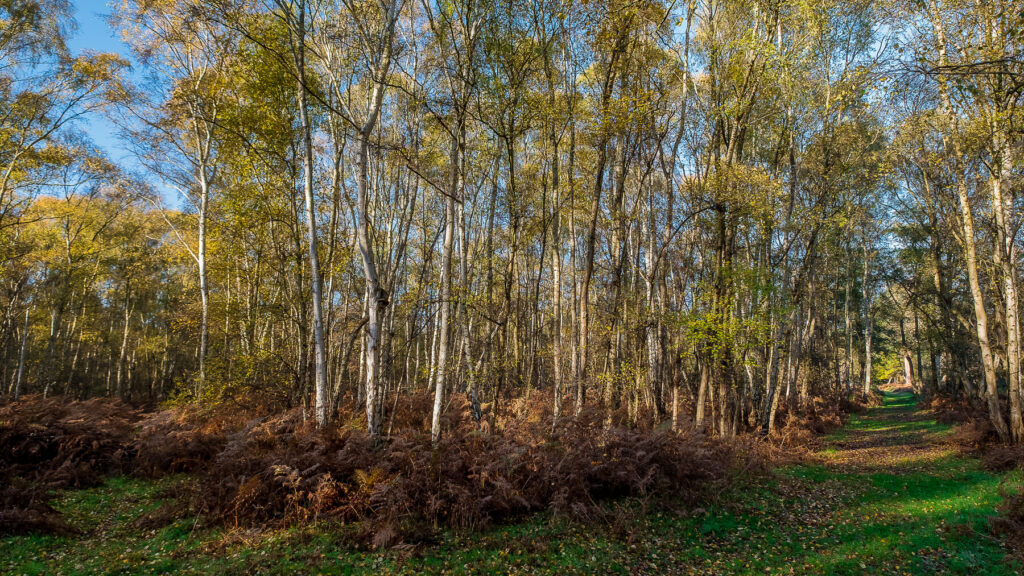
top-left (872, 352), bottom-right (903, 385)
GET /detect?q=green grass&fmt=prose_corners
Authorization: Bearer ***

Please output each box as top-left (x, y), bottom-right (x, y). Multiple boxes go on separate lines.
top-left (3, 391), bottom-right (1021, 575)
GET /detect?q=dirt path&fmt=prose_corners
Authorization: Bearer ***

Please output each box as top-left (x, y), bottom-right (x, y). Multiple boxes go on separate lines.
top-left (819, 390), bottom-right (960, 472)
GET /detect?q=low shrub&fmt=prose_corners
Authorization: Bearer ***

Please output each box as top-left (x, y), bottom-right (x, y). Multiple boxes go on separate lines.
top-left (197, 398), bottom-right (737, 547)
top-left (990, 483), bottom-right (1024, 561)
top-left (982, 444), bottom-right (1024, 473)
top-left (0, 395), bottom-right (141, 535)
top-left (919, 395), bottom-right (985, 425)
top-left (131, 404), bottom-right (254, 477)
top-left (0, 395), bottom-right (139, 488)
top-left (932, 397), bottom-right (1024, 472)
top-left (0, 390), bottom-right (817, 542)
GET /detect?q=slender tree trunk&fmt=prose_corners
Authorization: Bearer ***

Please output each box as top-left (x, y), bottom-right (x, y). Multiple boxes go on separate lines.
top-left (991, 147), bottom-right (1024, 441)
top-left (42, 307), bottom-right (59, 397)
top-left (761, 311), bottom-right (784, 433)
top-left (926, 0), bottom-right (1009, 442)
top-left (550, 141), bottom-right (563, 424)
top-left (13, 306), bottom-right (29, 400)
top-left (349, 2), bottom-right (397, 437)
top-left (695, 359), bottom-right (708, 429)
top-left (115, 293), bottom-right (133, 398)
top-left (432, 193), bottom-right (455, 444)
top-left (900, 315), bottom-right (915, 390)
top-left (844, 258), bottom-right (853, 394)
top-left (289, 2), bottom-right (329, 426)
top-left (862, 249), bottom-right (873, 396)
top-left (197, 169), bottom-right (210, 395)
top-left (357, 134), bottom-right (388, 436)
top-left (577, 145), bottom-right (604, 415)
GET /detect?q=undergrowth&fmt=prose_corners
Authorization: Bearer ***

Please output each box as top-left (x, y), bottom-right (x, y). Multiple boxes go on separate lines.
top-left (1, 390), bottom-right (813, 545)
top-left (0, 397), bottom-right (140, 535)
top-left (3, 391), bottom-right (1020, 575)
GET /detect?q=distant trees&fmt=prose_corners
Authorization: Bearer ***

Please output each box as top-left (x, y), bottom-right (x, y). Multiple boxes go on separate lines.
top-left (0, 0), bottom-right (129, 398)
top-left (2, 0), bottom-right (1022, 446)
top-left (114, 0), bottom-right (239, 396)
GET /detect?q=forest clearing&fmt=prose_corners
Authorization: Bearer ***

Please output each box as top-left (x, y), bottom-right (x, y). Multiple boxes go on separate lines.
top-left (3, 0), bottom-right (1024, 572)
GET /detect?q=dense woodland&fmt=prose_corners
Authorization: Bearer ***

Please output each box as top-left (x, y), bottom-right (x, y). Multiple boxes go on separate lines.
top-left (1, 0), bottom-right (1023, 446)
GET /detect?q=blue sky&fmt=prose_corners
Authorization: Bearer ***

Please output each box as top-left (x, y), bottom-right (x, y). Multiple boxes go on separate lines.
top-left (67, 0), bottom-right (135, 163)
top-left (67, 2), bottom-right (183, 205)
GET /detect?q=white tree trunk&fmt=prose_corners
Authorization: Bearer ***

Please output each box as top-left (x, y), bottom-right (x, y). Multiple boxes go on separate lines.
top-left (13, 306), bottom-right (29, 400)
top-left (292, 5), bottom-right (329, 427)
top-left (432, 195), bottom-right (455, 443)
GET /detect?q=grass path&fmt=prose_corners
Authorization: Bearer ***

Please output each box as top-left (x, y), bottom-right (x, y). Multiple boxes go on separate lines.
top-left (3, 391), bottom-right (1021, 575)
top-left (701, 390), bottom-right (1023, 575)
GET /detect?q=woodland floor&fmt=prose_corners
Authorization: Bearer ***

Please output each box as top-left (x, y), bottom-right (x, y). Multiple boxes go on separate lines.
top-left (3, 391), bottom-right (1022, 575)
